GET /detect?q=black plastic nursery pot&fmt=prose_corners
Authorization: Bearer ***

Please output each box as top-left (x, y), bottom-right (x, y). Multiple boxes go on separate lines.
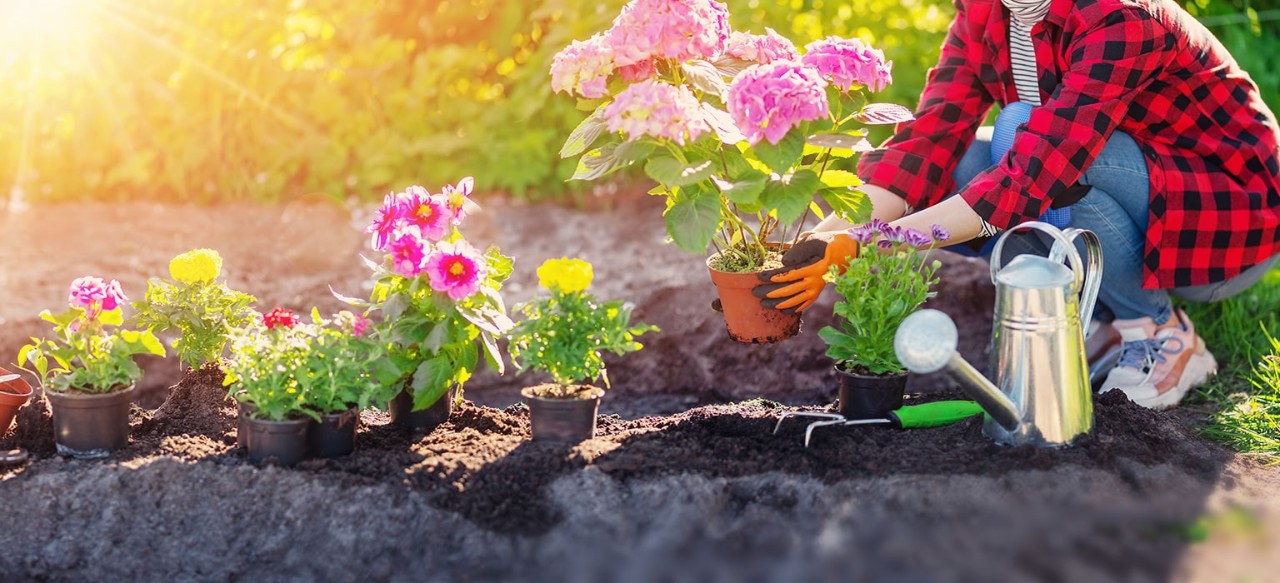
top-left (389, 388), bottom-right (453, 432)
top-left (307, 408), bottom-right (358, 458)
top-left (835, 366), bottom-right (908, 420)
top-left (46, 384), bottom-right (136, 459)
top-left (244, 416), bottom-right (309, 467)
top-left (522, 384), bottom-right (604, 443)
top-left (236, 400), bottom-right (256, 452)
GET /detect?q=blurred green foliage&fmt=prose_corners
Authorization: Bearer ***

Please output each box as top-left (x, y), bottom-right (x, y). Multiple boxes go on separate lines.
top-left (0, 0), bottom-right (1274, 203)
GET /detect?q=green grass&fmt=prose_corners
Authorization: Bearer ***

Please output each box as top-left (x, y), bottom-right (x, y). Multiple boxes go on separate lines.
top-left (1181, 267), bottom-right (1280, 462)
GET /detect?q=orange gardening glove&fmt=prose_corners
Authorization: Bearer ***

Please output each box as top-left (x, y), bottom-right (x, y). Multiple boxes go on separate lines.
top-left (752, 232), bottom-right (859, 314)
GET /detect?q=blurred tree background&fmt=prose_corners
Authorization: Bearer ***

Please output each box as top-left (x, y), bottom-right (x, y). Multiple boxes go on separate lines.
top-left (0, 0), bottom-right (1276, 204)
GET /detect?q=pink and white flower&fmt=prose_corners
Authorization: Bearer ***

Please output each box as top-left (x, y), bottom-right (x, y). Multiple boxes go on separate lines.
top-left (387, 231), bottom-right (428, 277)
top-left (603, 80), bottom-right (710, 145)
top-left (723, 29), bottom-right (799, 65)
top-left (68, 276), bottom-right (128, 320)
top-left (725, 61), bottom-right (829, 145)
top-left (801, 37), bottom-right (893, 92)
top-left (550, 34), bottom-right (615, 99)
top-left (608, 0), bottom-right (731, 67)
top-left (441, 176), bottom-right (478, 226)
top-left (401, 186), bottom-right (452, 242)
top-left (368, 191), bottom-right (409, 251)
top-left (424, 241), bottom-right (487, 301)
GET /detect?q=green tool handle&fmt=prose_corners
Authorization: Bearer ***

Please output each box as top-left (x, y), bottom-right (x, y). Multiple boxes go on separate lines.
top-left (888, 400), bottom-right (985, 428)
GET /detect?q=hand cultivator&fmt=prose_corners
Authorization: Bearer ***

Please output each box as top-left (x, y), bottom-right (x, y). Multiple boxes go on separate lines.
top-left (773, 400), bottom-right (985, 447)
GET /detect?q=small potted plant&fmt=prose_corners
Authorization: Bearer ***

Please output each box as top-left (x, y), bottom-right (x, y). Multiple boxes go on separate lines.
top-left (131, 248), bottom-right (258, 372)
top-left (222, 307), bottom-right (315, 466)
top-left (17, 277), bottom-right (166, 458)
top-left (337, 177), bottom-right (514, 431)
top-left (508, 258), bottom-right (658, 442)
top-left (818, 221), bottom-right (948, 418)
top-left (298, 309), bottom-right (401, 458)
top-left (551, 0), bottom-right (913, 343)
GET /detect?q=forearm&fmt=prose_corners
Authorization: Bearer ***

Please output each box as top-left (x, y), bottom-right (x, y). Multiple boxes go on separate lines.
top-left (892, 194), bottom-right (985, 245)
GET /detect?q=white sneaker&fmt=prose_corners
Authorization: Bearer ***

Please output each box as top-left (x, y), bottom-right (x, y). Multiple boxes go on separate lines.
top-left (1100, 309), bottom-right (1217, 409)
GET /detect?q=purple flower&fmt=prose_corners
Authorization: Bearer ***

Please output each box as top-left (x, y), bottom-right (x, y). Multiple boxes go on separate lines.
top-left (930, 224), bottom-right (951, 243)
top-left (903, 228), bottom-right (932, 248)
top-left (847, 225), bottom-right (875, 245)
top-left (876, 239), bottom-right (894, 250)
top-left (867, 218), bottom-right (889, 234)
top-left (881, 225), bottom-right (905, 243)
top-left (723, 28), bottom-right (799, 64)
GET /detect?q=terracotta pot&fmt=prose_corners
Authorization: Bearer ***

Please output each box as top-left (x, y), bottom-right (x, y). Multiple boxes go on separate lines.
top-left (244, 416), bottom-right (309, 467)
top-left (706, 254), bottom-right (802, 344)
top-left (836, 366), bottom-right (908, 420)
top-left (522, 385), bottom-right (604, 443)
top-left (389, 388), bottom-right (454, 432)
top-left (0, 367), bottom-right (33, 437)
top-left (308, 407), bottom-right (358, 458)
top-left (46, 384), bottom-right (136, 459)
top-left (236, 400), bottom-right (257, 452)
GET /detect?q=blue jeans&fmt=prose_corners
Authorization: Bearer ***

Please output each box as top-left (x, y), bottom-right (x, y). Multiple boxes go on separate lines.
top-left (952, 127), bottom-right (1280, 324)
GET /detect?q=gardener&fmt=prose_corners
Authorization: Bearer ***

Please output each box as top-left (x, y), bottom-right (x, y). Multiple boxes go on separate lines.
top-left (756, 0), bottom-right (1280, 409)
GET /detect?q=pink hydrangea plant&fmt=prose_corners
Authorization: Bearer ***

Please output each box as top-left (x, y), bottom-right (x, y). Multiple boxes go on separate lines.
top-left (603, 80), bottom-right (710, 145)
top-left (725, 61), bottom-right (830, 145)
top-left (723, 28), bottom-right (799, 64)
top-left (549, 34), bottom-right (615, 99)
top-left (801, 37), bottom-right (893, 92)
top-left (424, 241), bottom-right (487, 301)
top-left (608, 0), bottom-right (730, 67)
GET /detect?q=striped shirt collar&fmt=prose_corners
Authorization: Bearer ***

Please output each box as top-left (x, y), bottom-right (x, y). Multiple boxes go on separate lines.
top-left (1001, 0), bottom-right (1053, 25)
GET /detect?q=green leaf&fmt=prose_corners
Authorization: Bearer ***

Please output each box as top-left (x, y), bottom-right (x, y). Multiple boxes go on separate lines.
top-left (806, 133), bottom-right (874, 152)
top-left (854, 103), bottom-right (917, 125)
top-left (571, 142), bottom-right (628, 181)
top-left (762, 169), bottom-right (820, 224)
top-left (411, 358), bottom-right (453, 410)
top-left (664, 185), bottom-right (722, 253)
top-left (644, 156), bottom-right (714, 187)
top-left (614, 139), bottom-right (658, 165)
top-left (819, 186), bottom-right (872, 224)
top-left (560, 107), bottom-right (607, 159)
top-left (681, 59), bottom-right (727, 97)
top-left (753, 130), bottom-right (804, 174)
top-left (699, 103), bottom-right (746, 145)
top-left (423, 323), bottom-right (447, 354)
top-left (713, 169), bottom-right (767, 208)
top-left (576, 97), bottom-right (604, 112)
top-left (819, 170), bottom-right (863, 189)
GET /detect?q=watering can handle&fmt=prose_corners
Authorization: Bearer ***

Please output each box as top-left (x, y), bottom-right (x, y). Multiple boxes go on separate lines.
top-left (989, 221), bottom-right (1101, 332)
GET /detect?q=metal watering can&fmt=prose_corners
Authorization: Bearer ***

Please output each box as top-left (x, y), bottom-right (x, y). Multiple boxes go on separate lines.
top-left (894, 222), bottom-right (1102, 447)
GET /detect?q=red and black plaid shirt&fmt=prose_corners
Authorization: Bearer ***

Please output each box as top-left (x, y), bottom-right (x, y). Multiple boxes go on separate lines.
top-left (858, 0), bottom-right (1280, 288)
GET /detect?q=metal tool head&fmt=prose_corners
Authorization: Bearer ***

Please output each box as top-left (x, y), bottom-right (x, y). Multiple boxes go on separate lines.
top-left (894, 309), bottom-right (958, 374)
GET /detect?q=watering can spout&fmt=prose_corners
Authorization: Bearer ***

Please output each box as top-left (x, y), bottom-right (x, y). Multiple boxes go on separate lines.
top-left (894, 309), bottom-right (1021, 431)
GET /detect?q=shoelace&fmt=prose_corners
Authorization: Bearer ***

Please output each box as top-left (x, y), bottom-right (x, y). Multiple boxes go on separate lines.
top-left (1117, 336), bottom-right (1185, 371)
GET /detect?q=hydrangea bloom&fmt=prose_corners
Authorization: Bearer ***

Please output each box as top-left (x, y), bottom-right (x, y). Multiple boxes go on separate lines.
top-left (262, 307), bottom-right (300, 331)
top-left (168, 248), bottom-right (223, 284)
top-left (537, 257), bottom-right (594, 293)
top-left (387, 231), bottom-right (427, 277)
top-left (603, 80), bottom-right (710, 145)
top-left (801, 37), bottom-right (893, 92)
top-left (616, 59), bottom-right (656, 82)
top-left (723, 28), bottom-right (799, 64)
top-left (608, 0), bottom-right (730, 67)
top-left (550, 34), bottom-right (615, 99)
top-left (424, 241), bottom-right (487, 301)
top-left (401, 186), bottom-right (452, 242)
top-left (725, 61), bottom-right (829, 145)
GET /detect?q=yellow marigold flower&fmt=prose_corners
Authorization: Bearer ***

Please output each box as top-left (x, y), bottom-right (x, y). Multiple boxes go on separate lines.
top-left (169, 248), bottom-right (223, 284)
top-left (537, 257), bottom-right (593, 293)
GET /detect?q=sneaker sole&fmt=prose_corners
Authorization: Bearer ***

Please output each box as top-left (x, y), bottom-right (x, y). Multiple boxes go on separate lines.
top-left (1131, 349), bottom-right (1219, 410)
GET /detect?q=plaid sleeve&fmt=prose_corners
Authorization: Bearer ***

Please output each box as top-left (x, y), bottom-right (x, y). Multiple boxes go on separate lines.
top-left (959, 8), bottom-right (1174, 229)
top-left (857, 0), bottom-right (994, 210)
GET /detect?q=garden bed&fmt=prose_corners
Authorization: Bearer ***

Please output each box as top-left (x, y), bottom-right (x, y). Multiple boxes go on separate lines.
top-left (0, 196), bottom-right (1275, 581)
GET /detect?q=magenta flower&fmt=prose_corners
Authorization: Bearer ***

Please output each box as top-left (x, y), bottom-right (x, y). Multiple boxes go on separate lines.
top-left (724, 29), bottom-right (799, 65)
top-left (847, 225), bottom-right (876, 245)
top-left (608, 0), bottom-right (731, 67)
top-left (801, 37), bottom-right (893, 92)
top-left (424, 241), bottom-right (487, 301)
top-left (262, 307), bottom-right (300, 331)
top-left (442, 176), bottom-right (477, 226)
top-left (68, 276), bottom-right (127, 320)
top-left (725, 61), bottom-right (829, 145)
top-left (882, 225), bottom-right (905, 243)
top-left (603, 80), bottom-right (710, 145)
top-left (336, 310), bottom-right (371, 337)
top-left (368, 191), bottom-right (409, 251)
top-left (903, 228), bottom-right (932, 248)
top-left (387, 231), bottom-right (427, 277)
top-left (931, 224), bottom-right (951, 243)
top-left (402, 187), bottom-right (452, 242)
top-left (867, 218), bottom-right (890, 234)
top-left (550, 34), bottom-right (615, 99)
top-left (102, 280), bottom-right (128, 311)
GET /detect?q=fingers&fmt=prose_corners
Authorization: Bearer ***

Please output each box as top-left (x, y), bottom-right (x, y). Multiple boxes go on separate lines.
top-left (780, 238), bottom-right (827, 266)
top-left (751, 282), bottom-right (789, 300)
top-left (774, 288), bottom-right (820, 312)
top-left (764, 279), bottom-right (813, 301)
top-left (767, 261), bottom-right (826, 283)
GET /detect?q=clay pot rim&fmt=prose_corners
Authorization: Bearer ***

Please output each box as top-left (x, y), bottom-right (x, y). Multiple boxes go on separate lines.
top-left (704, 243), bottom-right (790, 276)
top-left (521, 384), bottom-right (605, 401)
top-left (0, 367), bottom-right (32, 399)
